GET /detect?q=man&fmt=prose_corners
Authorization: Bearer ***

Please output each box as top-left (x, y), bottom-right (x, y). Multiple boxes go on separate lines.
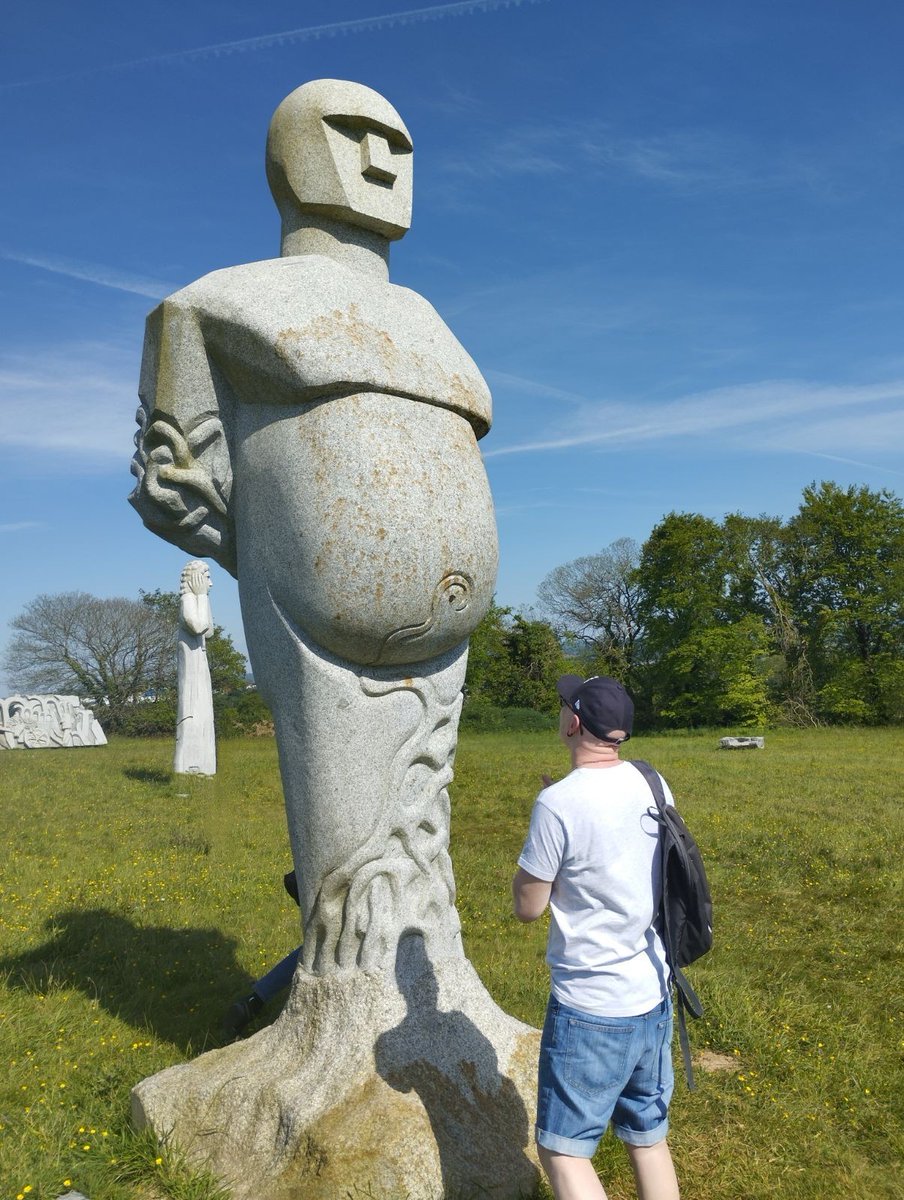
top-left (513, 675), bottom-right (680, 1200)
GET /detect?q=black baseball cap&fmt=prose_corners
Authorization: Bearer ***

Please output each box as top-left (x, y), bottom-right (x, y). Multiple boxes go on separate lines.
top-left (557, 674), bottom-right (634, 743)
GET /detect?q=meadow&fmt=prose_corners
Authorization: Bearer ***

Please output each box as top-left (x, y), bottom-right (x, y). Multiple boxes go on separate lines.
top-left (1, 728), bottom-right (902, 1199)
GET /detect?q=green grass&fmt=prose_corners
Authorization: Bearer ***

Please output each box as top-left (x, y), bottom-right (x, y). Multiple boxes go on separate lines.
top-left (1, 729), bottom-right (902, 1199)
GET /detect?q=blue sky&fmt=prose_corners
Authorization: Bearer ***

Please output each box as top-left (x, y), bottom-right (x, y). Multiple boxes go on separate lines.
top-left (2, 0), bottom-right (904, 688)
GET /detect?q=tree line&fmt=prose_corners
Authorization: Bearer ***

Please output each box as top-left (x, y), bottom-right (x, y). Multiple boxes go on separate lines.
top-left (2, 588), bottom-right (259, 735)
top-left (468, 481), bottom-right (904, 729)
top-left (5, 480), bottom-right (902, 734)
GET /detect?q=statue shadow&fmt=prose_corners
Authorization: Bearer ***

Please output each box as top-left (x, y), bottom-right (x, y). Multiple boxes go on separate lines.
top-left (375, 935), bottom-right (539, 1198)
top-left (122, 767), bottom-right (172, 785)
top-left (0, 908), bottom-right (255, 1054)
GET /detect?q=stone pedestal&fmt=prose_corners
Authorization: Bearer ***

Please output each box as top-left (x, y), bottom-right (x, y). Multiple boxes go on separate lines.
top-left (132, 946), bottom-right (541, 1199)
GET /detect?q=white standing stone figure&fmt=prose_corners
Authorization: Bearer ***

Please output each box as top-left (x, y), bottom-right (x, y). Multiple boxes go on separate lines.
top-left (129, 79), bottom-right (537, 1199)
top-left (174, 560), bottom-right (216, 775)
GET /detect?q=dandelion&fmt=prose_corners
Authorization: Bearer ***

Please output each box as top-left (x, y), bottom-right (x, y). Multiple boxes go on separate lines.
top-left (155, 1155), bottom-right (163, 1165)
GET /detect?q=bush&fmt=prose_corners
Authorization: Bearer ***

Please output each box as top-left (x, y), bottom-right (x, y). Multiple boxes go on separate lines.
top-left (215, 689), bottom-right (274, 738)
top-left (459, 701), bottom-right (555, 734)
top-left (115, 698), bottom-right (177, 737)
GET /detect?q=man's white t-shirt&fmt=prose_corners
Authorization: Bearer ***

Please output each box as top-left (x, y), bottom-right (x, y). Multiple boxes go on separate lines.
top-left (518, 760), bottom-right (673, 1017)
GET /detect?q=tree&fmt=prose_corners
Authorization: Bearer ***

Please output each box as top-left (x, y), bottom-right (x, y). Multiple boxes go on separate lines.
top-left (463, 602), bottom-right (518, 708)
top-left (464, 603), bottom-right (566, 712)
top-left (503, 614), bottom-right (567, 712)
top-left (654, 615), bottom-right (773, 728)
top-left (536, 538), bottom-right (643, 681)
top-left (786, 482), bottom-right (904, 722)
top-left (722, 513), bottom-right (816, 725)
top-left (637, 514), bottom-right (732, 646)
top-left (4, 592), bottom-right (173, 731)
top-left (635, 513), bottom-right (775, 727)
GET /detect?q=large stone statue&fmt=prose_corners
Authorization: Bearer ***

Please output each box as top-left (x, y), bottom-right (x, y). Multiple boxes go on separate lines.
top-left (0, 695), bottom-right (107, 749)
top-left (173, 559), bottom-right (216, 776)
top-left (129, 79), bottom-right (538, 1199)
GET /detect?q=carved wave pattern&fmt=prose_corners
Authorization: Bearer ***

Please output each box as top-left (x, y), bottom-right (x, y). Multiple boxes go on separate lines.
top-left (302, 668), bottom-right (465, 974)
top-left (376, 572), bottom-right (472, 663)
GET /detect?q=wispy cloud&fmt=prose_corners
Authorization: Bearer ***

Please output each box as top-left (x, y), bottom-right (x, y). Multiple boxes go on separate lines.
top-left (485, 369), bottom-right (590, 405)
top-left (441, 123), bottom-right (572, 180)
top-left (1, 250), bottom-right (173, 299)
top-left (0, 521), bottom-right (45, 534)
top-left (0, 342), bottom-right (139, 460)
top-left (441, 119), bottom-right (838, 198)
top-left (484, 379), bottom-right (904, 464)
top-left (493, 499), bottom-right (576, 517)
top-left (2, 0), bottom-right (549, 90)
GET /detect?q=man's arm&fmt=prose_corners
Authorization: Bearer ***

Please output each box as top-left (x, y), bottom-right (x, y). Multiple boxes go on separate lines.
top-left (512, 867), bottom-right (552, 923)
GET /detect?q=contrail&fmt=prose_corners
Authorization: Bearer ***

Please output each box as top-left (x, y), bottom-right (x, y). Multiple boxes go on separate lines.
top-left (802, 450), bottom-right (904, 479)
top-left (2, 0), bottom-right (549, 91)
top-left (0, 250), bottom-right (172, 299)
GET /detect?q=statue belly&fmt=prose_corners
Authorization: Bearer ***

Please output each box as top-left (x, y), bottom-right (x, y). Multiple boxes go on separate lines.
top-left (235, 392), bottom-right (498, 665)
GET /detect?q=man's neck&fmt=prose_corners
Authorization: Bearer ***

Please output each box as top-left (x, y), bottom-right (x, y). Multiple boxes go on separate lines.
top-left (280, 214), bottom-right (391, 281)
top-left (570, 739), bottom-right (622, 770)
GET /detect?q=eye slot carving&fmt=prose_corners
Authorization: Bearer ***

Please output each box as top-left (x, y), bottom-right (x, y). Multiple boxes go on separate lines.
top-left (360, 131), bottom-right (397, 184)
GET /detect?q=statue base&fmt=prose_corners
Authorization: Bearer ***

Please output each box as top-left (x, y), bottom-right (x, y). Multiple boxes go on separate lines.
top-left (131, 953), bottom-right (541, 1199)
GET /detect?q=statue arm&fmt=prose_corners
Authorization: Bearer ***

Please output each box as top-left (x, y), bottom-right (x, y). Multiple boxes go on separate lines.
top-left (180, 593), bottom-right (213, 637)
top-left (130, 296), bottom-right (236, 575)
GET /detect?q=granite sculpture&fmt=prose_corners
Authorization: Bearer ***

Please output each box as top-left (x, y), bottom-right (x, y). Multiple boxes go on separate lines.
top-left (174, 559), bottom-right (216, 776)
top-left (128, 79), bottom-right (538, 1199)
top-left (0, 695), bottom-right (107, 749)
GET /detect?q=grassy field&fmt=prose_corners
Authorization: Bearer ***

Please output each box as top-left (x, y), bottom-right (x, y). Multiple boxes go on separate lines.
top-left (0, 728), bottom-right (902, 1199)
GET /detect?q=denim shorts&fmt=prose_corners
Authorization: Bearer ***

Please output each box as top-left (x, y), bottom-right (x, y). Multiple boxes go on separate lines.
top-left (536, 994), bottom-right (674, 1156)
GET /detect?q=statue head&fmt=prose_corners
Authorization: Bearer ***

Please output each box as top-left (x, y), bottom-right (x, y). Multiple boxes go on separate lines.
top-left (180, 560), bottom-right (212, 596)
top-left (266, 79), bottom-right (413, 241)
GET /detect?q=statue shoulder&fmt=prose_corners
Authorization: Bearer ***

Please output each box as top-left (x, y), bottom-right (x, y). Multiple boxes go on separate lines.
top-left (143, 256), bottom-right (491, 437)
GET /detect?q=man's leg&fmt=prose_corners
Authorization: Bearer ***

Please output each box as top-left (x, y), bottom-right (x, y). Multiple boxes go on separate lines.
top-left (254, 945), bottom-right (301, 1002)
top-left (223, 946), bottom-right (301, 1038)
top-left (625, 1141), bottom-right (679, 1200)
top-left (537, 1147), bottom-right (608, 1200)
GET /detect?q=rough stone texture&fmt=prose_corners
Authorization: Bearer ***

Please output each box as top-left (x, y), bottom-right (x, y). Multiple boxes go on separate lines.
top-left (128, 79), bottom-right (531, 1195)
top-left (174, 560), bottom-right (216, 776)
top-left (133, 943), bottom-right (541, 1199)
top-left (719, 736), bottom-right (765, 749)
top-left (0, 695), bottom-right (106, 749)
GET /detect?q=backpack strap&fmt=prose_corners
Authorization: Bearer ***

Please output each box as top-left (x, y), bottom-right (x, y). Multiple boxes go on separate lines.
top-left (630, 758), bottom-right (699, 1091)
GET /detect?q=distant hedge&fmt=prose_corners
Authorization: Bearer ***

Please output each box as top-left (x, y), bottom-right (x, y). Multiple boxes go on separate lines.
top-left (459, 701), bottom-right (555, 734)
top-left (112, 688), bottom-right (274, 739)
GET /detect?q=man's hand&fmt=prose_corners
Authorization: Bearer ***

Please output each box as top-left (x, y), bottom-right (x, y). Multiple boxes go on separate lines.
top-left (512, 867), bottom-right (552, 922)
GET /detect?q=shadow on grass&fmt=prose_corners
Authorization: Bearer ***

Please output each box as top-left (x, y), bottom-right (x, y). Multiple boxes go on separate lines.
top-left (0, 908), bottom-right (256, 1054)
top-left (123, 766), bottom-right (172, 785)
